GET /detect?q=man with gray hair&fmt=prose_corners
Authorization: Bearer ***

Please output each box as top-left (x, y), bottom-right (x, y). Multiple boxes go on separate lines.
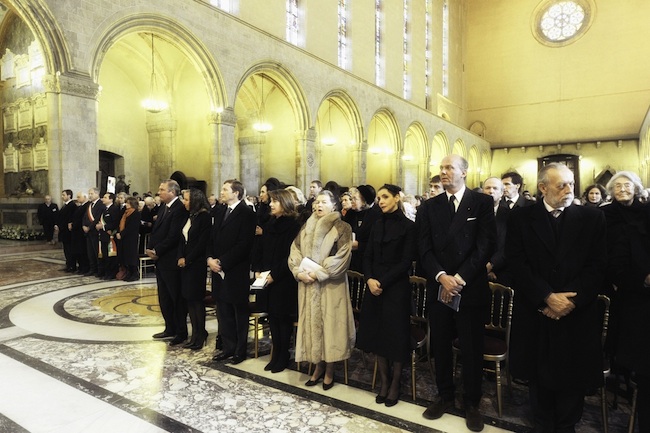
top-left (482, 177), bottom-right (510, 284)
top-left (506, 162), bottom-right (606, 432)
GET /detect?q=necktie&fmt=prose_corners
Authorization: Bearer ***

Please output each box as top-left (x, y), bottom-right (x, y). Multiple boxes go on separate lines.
top-left (551, 209), bottom-right (562, 218)
top-left (223, 207), bottom-right (232, 222)
top-left (449, 195), bottom-right (456, 215)
top-left (506, 199), bottom-right (513, 209)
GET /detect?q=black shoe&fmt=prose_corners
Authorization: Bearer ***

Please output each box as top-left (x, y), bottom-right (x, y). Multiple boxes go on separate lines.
top-left (264, 360), bottom-right (276, 371)
top-left (212, 352), bottom-right (233, 362)
top-left (152, 332), bottom-right (174, 340)
top-left (124, 274), bottom-right (139, 282)
top-left (215, 335), bottom-right (223, 350)
top-left (83, 271), bottom-right (94, 276)
top-left (375, 394), bottom-right (387, 404)
top-left (465, 406), bottom-right (484, 432)
top-left (423, 397), bottom-right (455, 420)
top-left (169, 335), bottom-right (188, 346)
top-left (67, 268), bottom-right (77, 273)
top-left (322, 376), bottom-right (335, 391)
top-left (59, 267), bottom-right (70, 272)
top-left (271, 359), bottom-right (288, 373)
top-left (385, 397), bottom-right (399, 407)
top-left (230, 355), bottom-right (246, 365)
top-left (305, 371), bottom-right (325, 387)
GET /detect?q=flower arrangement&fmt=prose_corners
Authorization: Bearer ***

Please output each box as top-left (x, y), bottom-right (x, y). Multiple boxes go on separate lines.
top-left (0, 225), bottom-right (45, 241)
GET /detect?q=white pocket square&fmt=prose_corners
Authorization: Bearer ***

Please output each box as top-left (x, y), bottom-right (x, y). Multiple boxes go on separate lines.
top-left (466, 217), bottom-right (477, 221)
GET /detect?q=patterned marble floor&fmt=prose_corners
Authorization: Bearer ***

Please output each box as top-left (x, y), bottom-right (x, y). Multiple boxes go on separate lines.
top-left (0, 243), bottom-right (636, 432)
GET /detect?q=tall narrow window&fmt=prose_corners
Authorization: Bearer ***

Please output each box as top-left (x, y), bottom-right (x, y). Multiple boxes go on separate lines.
top-left (441, 0), bottom-right (449, 97)
top-left (338, 0), bottom-right (348, 69)
top-left (403, 0), bottom-right (411, 99)
top-left (375, 0), bottom-right (384, 86)
top-left (286, 0), bottom-right (299, 46)
top-left (424, 0), bottom-right (432, 109)
top-left (210, 0), bottom-right (230, 12)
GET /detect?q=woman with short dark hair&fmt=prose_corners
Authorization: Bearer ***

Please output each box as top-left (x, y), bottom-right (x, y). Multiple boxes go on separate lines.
top-left (115, 196), bottom-right (141, 282)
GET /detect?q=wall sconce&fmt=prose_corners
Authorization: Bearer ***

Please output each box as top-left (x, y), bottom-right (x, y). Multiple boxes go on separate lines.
top-left (141, 33), bottom-right (169, 113)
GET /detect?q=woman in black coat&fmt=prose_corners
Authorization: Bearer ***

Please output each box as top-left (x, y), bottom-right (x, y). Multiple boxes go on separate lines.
top-left (115, 197), bottom-right (141, 281)
top-left (602, 171), bottom-right (650, 431)
top-left (177, 189), bottom-right (212, 350)
top-left (356, 184), bottom-right (416, 407)
top-left (343, 184), bottom-right (381, 272)
top-left (252, 189), bottom-right (301, 373)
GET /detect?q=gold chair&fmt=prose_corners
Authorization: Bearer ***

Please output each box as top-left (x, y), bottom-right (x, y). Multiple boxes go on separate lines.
top-left (452, 281), bottom-right (514, 417)
top-left (372, 275), bottom-right (433, 401)
top-left (597, 294), bottom-right (611, 433)
top-left (138, 234), bottom-right (154, 279)
top-left (248, 285), bottom-right (269, 359)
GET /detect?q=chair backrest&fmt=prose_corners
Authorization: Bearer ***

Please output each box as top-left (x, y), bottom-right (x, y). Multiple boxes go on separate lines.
top-left (347, 270), bottom-right (365, 313)
top-left (410, 275), bottom-right (428, 320)
top-left (486, 282), bottom-right (515, 344)
top-left (597, 294), bottom-right (610, 348)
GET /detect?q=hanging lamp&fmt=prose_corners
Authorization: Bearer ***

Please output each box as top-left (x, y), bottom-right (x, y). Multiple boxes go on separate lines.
top-left (141, 33), bottom-right (168, 113)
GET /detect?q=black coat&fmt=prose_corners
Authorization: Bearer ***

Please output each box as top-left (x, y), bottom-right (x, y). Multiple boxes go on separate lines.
top-left (37, 202), bottom-right (59, 226)
top-left (98, 203), bottom-right (119, 244)
top-left (178, 211), bottom-right (212, 300)
top-left (116, 210), bottom-right (141, 267)
top-left (71, 202), bottom-right (88, 254)
top-left (357, 210), bottom-right (416, 363)
top-left (490, 204), bottom-right (511, 285)
top-left (506, 202), bottom-right (606, 389)
top-left (82, 199), bottom-right (106, 236)
top-left (602, 199), bottom-right (650, 375)
top-left (148, 198), bottom-right (188, 269)
top-left (57, 200), bottom-right (76, 243)
top-left (207, 201), bottom-right (256, 304)
top-left (343, 205), bottom-right (382, 272)
top-left (252, 215), bottom-right (301, 317)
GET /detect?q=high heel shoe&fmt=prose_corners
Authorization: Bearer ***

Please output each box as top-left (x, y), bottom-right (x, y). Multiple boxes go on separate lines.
top-left (305, 371), bottom-right (325, 387)
top-left (322, 376), bottom-right (335, 391)
top-left (384, 397), bottom-right (399, 407)
top-left (375, 394), bottom-right (387, 404)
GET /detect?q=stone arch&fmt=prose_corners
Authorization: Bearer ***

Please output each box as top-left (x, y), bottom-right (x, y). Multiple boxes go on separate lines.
top-left (403, 122), bottom-right (428, 193)
top-left (468, 146), bottom-right (480, 188)
top-left (90, 14), bottom-right (226, 112)
top-left (452, 138), bottom-right (466, 158)
top-left (366, 108), bottom-right (402, 187)
top-left (430, 131), bottom-right (449, 177)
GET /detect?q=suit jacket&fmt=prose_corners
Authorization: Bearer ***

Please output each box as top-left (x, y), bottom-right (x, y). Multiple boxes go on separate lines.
top-left (178, 211), bottom-right (212, 300)
top-left (98, 203), bottom-right (119, 243)
top-left (57, 200), bottom-right (76, 242)
top-left (501, 195), bottom-right (534, 209)
top-left (37, 202), bottom-right (59, 225)
top-left (489, 203), bottom-right (510, 277)
top-left (82, 199), bottom-right (106, 236)
top-left (207, 200), bottom-right (256, 304)
top-left (417, 188), bottom-right (496, 307)
top-left (506, 202), bottom-right (606, 388)
top-left (148, 198), bottom-right (188, 269)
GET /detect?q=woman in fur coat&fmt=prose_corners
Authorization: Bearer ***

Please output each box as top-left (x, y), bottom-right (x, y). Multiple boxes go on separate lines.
top-left (289, 190), bottom-right (355, 391)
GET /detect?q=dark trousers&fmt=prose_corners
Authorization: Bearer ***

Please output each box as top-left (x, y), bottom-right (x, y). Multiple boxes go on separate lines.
top-left (637, 374), bottom-right (649, 433)
top-left (269, 315), bottom-right (294, 367)
top-left (98, 235), bottom-right (118, 277)
top-left (529, 381), bottom-right (585, 433)
top-left (62, 240), bottom-right (75, 270)
top-left (85, 233), bottom-right (99, 273)
top-left (155, 266), bottom-right (187, 337)
top-left (216, 300), bottom-right (249, 358)
top-left (429, 300), bottom-right (485, 406)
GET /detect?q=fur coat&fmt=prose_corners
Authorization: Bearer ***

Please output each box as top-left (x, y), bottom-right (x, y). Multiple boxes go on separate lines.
top-left (289, 211), bottom-right (355, 363)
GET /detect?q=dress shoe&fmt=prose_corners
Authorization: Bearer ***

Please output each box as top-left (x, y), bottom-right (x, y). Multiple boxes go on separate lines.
top-left (83, 271), bottom-right (95, 277)
top-left (305, 371), bottom-right (325, 387)
top-left (271, 360), bottom-right (289, 373)
top-left (375, 394), bottom-right (387, 404)
top-left (212, 352), bottom-right (234, 362)
top-left (152, 332), bottom-right (174, 340)
top-left (67, 268), bottom-right (77, 273)
top-left (264, 360), bottom-right (276, 371)
top-left (465, 405), bottom-right (484, 432)
top-left (215, 335), bottom-right (223, 350)
top-left (188, 339), bottom-right (206, 351)
top-left (385, 397), bottom-right (399, 407)
top-left (322, 376), bottom-right (335, 391)
top-left (230, 355), bottom-right (246, 364)
top-left (59, 267), bottom-right (69, 272)
top-left (423, 397), bottom-right (455, 420)
top-left (169, 335), bottom-right (188, 346)
top-left (124, 274), bottom-right (139, 282)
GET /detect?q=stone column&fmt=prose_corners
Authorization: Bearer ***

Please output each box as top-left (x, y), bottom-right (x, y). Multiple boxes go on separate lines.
top-left (295, 127), bottom-right (318, 191)
top-left (43, 72), bottom-right (100, 197)
top-left (238, 133), bottom-right (264, 196)
top-left (146, 111), bottom-right (177, 188)
top-left (351, 139), bottom-right (367, 187)
top-left (208, 107), bottom-right (237, 193)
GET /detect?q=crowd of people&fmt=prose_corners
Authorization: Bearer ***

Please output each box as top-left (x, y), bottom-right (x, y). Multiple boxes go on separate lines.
top-left (42, 159), bottom-right (649, 433)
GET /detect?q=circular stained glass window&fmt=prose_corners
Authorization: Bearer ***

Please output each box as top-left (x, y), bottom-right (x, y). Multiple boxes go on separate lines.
top-left (532, 0), bottom-right (594, 47)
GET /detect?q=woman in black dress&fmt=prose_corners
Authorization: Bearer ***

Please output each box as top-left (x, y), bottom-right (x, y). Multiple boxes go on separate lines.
top-left (252, 189), bottom-right (301, 372)
top-left (602, 171), bottom-right (650, 431)
top-left (115, 197), bottom-right (141, 281)
top-left (177, 189), bottom-right (212, 350)
top-left (356, 184), bottom-right (416, 407)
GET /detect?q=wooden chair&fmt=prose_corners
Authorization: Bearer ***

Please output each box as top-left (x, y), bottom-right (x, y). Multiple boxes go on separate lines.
top-left (372, 275), bottom-right (433, 401)
top-left (597, 294), bottom-right (611, 433)
top-left (138, 234), bottom-right (154, 279)
top-left (453, 282), bottom-right (514, 417)
top-left (628, 378), bottom-right (638, 433)
top-left (248, 284), bottom-right (269, 359)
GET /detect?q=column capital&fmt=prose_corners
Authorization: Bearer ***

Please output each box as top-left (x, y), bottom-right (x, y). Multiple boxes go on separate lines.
top-left (43, 72), bottom-right (100, 100)
top-left (208, 107), bottom-right (236, 126)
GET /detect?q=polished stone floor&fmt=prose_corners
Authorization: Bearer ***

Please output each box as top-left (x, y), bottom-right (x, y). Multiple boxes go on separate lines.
top-left (0, 241), bottom-right (636, 432)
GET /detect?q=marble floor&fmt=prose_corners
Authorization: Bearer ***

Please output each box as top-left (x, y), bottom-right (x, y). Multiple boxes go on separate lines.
top-left (0, 242), bottom-right (636, 433)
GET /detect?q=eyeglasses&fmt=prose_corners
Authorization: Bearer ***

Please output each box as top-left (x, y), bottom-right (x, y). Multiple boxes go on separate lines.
top-left (613, 182), bottom-right (634, 191)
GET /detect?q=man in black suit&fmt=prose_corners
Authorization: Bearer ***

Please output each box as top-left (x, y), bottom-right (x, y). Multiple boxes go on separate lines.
top-left (506, 162), bottom-right (606, 433)
top-left (96, 193), bottom-right (119, 280)
top-left (146, 180), bottom-right (189, 345)
top-left (482, 177), bottom-right (511, 285)
top-left (72, 191), bottom-right (90, 274)
top-left (37, 195), bottom-right (59, 244)
top-left (501, 171), bottom-right (535, 209)
top-left (208, 179), bottom-right (256, 364)
top-left (418, 155), bottom-right (496, 432)
top-left (56, 189), bottom-right (77, 272)
top-left (82, 187), bottom-right (106, 276)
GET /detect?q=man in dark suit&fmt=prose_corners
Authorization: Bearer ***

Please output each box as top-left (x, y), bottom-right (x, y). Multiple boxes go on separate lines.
top-left (418, 155), bottom-right (496, 432)
top-left (506, 162), bottom-right (606, 433)
top-left (208, 179), bottom-right (256, 364)
top-left (82, 187), bottom-right (106, 276)
top-left (501, 171), bottom-right (535, 209)
top-left (146, 180), bottom-right (189, 345)
top-left (96, 193), bottom-right (119, 280)
top-left (37, 195), bottom-right (59, 244)
top-left (72, 191), bottom-right (90, 274)
top-left (56, 189), bottom-right (77, 272)
top-left (482, 177), bottom-right (511, 285)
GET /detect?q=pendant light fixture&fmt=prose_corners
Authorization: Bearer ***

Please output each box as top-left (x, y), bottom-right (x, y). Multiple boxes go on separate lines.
top-left (141, 33), bottom-right (168, 113)
top-left (321, 99), bottom-right (336, 146)
top-left (253, 74), bottom-right (272, 133)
